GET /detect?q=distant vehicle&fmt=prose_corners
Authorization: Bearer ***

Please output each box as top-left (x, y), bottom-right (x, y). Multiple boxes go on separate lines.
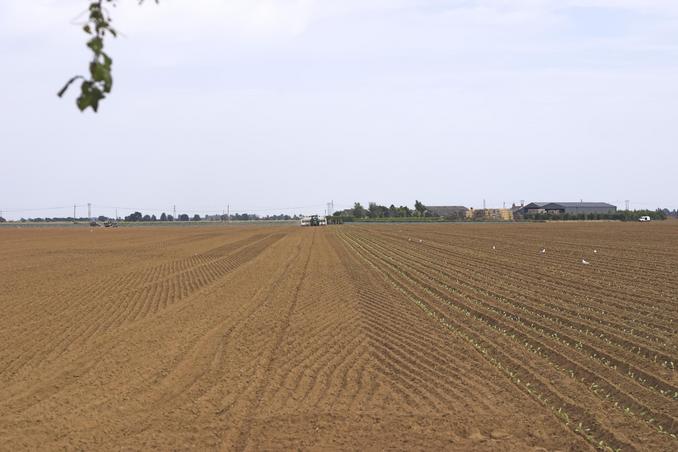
top-left (89, 221), bottom-right (101, 227)
top-left (638, 216), bottom-right (651, 222)
top-left (300, 215), bottom-right (327, 227)
top-left (104, 220), bottom-right (119, 228)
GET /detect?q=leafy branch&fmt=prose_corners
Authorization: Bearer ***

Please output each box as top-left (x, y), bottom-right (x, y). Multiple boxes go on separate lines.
top-left (58, 0), bottom-right (157, 112)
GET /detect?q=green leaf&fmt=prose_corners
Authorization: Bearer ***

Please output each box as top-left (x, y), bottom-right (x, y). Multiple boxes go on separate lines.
top-left (76, 82), bottom-right (105, 112)
top-left (87, 37), bottom-right (103, 54)
top-left (90, 62), bottom-right (108, 82)
top-left (89, 87), bottom-right (104, 112)
top-left (103, 74), bottom-right (113, 93)
top-left (102, 53), bottom-right (112, 69)
top-left (76, 94), bottom-right (90, 111)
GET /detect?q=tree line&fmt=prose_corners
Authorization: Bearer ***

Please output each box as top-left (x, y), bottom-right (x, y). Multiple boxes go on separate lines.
top-left (521, 209), bottom-right (672, 221)
top-left (122, 212), bottom-right (298, 222)
top-left (1, 213), bottom-right (299, 223)
top-left (333, 201), bottom-right (434, 219)
top-left (3, 206), bottom-right (676, 223)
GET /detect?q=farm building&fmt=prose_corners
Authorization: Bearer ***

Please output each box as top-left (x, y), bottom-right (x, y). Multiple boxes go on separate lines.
top-left (466, 208), bottom-right (514, 221)
top-left (427, 206), bottom-right (468, 218)
top-left (521, 202), bottom-right (617, 215)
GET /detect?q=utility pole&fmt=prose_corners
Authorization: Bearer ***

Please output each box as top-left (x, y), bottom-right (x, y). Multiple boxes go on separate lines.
top-left (87, 203), bottom-right (91, 219)
top-left (483, 199), bottom-right (486, 210)
top-left (227, 204), bottom-right (230, 223)
top-left (73, 204), bottom-right (77, 221)
top-left (625, 200), bottom-right (630, 211)
top-left (173, 205), bottom-right (176, 221)
top-left (115, 208), bottom-right (118, 220)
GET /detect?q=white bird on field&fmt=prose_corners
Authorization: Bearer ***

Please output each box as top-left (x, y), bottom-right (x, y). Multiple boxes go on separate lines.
top-left (540, 248), bottom-right (546, 254)
top-left (419, 239), bottom-right (423, 243)
top-left (593, 249), bottom-right (598, 254)
top-left (492, 245), bottom-right (496, 250)
top-left (582, 258), bottom-right (590, 265)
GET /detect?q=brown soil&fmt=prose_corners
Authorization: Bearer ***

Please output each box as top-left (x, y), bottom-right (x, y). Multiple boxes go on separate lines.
top-left (0, 223), bottom-right (675, 451)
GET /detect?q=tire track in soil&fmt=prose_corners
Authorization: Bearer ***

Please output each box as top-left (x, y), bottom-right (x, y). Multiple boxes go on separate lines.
top-left (360, 230), bottom-right (678, 397)
top-left (230, 232), bottom-right (316, 452)
top-left (339, 230), bottom-right (634, 451)
top-left (4, 224), bottom-right (671, 450)
top-left (377, 227), bottom-right (677, 339)
top-left (0, 232), bottom-right (283, 383)
top-left (341, 228), bottom-right (678, 451)
top-left (329, 230), bottom-right (591, 448)
top-left (0, 230), bottom-right (304, 447)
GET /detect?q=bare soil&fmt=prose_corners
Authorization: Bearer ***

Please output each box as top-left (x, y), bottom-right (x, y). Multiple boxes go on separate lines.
top-left (0, 223), bottom-right (675, 450)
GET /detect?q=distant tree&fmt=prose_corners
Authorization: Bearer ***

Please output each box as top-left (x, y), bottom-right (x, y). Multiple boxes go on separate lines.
top-left (353, 202), bottom-right (366, 218)
top-left (178, 214), bottom-right (189, 221)
top-left (368, 202), bottom-right (378, 218)
top-left (167, 214), bottom-right (174, 221)
top-left (192, 214), bottom-right (201, 221)
top-left (97, 215), bottom-right (108, 222)
top-left (414, 200), bottom-right (427, 216)
top-left (151, 214), bottom-right (157, 221)
top-left (142, 214), bottom-right (151, 221)
top-left (368, 202), bottom-right (389, 218)
top-left (125, 211), bottom-right (143, 222)
top-left (0, 217), bottom-right (6, 223)
top-left (160, 212), bottom-right (167, 221)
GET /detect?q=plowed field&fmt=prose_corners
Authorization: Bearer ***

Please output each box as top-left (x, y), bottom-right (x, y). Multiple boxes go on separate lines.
top-left (0, 223), bottom-right (676, 450)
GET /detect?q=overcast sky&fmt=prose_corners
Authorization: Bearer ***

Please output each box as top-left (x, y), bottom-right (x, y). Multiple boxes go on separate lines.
top-left (1, 0), bottom-right (677, 219)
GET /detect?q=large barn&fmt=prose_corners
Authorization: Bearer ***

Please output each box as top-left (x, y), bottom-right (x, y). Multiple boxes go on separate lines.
top-left (522, 202), bottom-right (617, 215)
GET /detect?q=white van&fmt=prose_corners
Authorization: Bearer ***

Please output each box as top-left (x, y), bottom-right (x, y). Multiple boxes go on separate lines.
top-left (638, 216), bottom-right (651, 222)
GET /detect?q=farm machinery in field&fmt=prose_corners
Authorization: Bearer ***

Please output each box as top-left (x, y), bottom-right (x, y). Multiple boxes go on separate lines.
top-left (300, 215), bottom-right (327, 227)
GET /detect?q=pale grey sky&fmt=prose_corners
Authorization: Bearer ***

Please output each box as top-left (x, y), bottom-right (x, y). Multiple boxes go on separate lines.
top-left (1, 0), bottom-right (677, 219)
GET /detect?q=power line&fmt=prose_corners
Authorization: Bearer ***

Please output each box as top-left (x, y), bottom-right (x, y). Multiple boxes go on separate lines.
top-left (0, 205), bottom-right (85, 213)
top-left (1, 201), bottom-right (355, 220)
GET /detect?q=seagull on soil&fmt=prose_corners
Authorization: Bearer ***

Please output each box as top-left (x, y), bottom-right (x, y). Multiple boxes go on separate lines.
top-left (582, 258), bottom-right (590, 265)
